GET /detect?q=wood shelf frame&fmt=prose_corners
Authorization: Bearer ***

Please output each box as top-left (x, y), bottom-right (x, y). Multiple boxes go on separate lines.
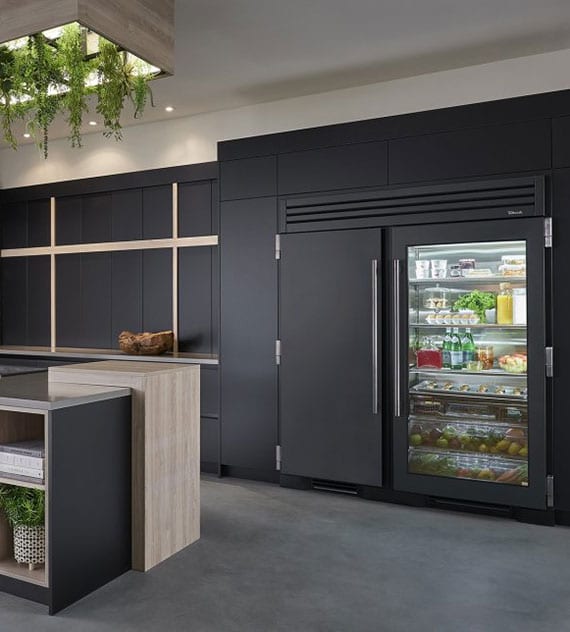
top-left (0, 183), bottom-right (219, 353)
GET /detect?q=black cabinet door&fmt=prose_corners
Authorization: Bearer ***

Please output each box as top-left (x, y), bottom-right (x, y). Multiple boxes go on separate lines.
top-left (279, 229), bottom-right (383, 486)
top-left (220, 197), bottom-right (278, 474)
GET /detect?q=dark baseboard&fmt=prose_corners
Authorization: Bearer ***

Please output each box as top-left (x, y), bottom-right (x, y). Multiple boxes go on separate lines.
top-left (200, 461), bottom-right (220, 475)
top-left (220, 465), bottom-right (279, 484)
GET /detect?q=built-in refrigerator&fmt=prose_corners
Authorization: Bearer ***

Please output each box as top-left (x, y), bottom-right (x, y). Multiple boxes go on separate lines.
top-left (278, 178), bottom-right (549, 511)
top-left (391, 218), bottom-right (547, 509)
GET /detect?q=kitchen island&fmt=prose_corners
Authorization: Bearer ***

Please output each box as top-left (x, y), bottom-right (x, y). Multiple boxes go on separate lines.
top-left (0, 372), bottom-right (131, 614)
top-left (49, 361), bottom-right (201, 572)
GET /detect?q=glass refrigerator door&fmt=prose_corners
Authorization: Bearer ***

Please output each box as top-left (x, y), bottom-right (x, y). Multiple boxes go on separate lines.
top-left (391, 217), bottom-right (548, 508)
top-left (406, 240), bottom-right (530, 488)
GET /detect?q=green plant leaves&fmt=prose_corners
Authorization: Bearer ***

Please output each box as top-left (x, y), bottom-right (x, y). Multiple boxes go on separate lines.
top-left (0, 24), bottom-right (153, 157)
top-left (0, 485), bottom-right (45, 527)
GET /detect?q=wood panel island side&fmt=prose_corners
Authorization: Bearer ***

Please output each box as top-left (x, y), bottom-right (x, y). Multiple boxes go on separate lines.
top-left (48, 361), bottom-right (200, 572)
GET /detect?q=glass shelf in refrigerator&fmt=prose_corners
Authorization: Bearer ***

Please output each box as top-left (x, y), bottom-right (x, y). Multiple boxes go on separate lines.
top-left (410, 393), bottom-right (527, 423)
top-left (410, 323), bottom-right (527, 330)
top-left (409, 275), bottom-right (527, 285)
top-left (410, 367), bottom-right (526, 378)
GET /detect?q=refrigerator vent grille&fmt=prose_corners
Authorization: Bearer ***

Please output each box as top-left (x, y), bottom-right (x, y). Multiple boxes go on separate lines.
top-left (311, 479), bottom-right (359, 495)
top-left (283, 176), bottom-right (544, 230)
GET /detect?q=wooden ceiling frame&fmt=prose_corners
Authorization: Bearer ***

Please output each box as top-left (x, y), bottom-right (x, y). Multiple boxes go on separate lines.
top-left (0, 0), bottom-right (175, 75)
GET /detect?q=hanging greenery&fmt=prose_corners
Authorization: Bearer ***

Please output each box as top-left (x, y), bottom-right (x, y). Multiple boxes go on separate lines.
top-left (0, 23), bottom-right (155, 158)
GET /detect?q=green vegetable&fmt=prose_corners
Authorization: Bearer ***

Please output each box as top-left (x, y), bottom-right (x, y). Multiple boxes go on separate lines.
top-left (453, 290), bottom-right (496, 322)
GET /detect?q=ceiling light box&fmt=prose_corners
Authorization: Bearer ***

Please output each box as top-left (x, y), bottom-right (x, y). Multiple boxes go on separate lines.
top-left (0, 0), bottom-right (175, 75)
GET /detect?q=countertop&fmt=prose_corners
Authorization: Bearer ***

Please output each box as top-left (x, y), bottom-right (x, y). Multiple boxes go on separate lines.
top-left (0, 373), bottom-right (131, 411)
top-left (0, 346), bottom-right (218, 365)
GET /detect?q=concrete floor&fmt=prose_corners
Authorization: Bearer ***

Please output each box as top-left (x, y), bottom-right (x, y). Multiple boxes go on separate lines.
top-left (0, 476), bottom-right (569, 631)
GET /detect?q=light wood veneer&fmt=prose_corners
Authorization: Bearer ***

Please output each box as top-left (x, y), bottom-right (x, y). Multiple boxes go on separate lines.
top-left (48, 361), bottom-right (200, 571)
top-left (0, 0), bottom-right (175, 74)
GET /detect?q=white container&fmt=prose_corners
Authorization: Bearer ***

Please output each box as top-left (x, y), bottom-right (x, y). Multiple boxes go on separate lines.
top-left (512, 288), bottom-right (527, 325)
top-left (415, 260), bottom-right (430, 279)
top-left (430, 260), bottom-right (447, 279)
top-left (485, 308), bottom-right (497, 324)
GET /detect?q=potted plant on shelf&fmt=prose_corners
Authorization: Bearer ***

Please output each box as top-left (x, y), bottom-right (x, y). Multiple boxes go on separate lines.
top-left (0, 485), bottom-right (45, 571)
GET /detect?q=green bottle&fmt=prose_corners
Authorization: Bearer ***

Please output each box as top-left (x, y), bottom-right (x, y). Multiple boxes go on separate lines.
top-left (450, 328), bottom-right (463, 370)
top-left (442, 328), bottom-right (452, 369)
top-left (462, 328), bottom-right (476, 368)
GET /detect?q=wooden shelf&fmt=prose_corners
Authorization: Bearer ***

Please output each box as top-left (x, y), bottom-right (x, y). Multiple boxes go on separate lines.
top-left (0, 346), bottom-right (218, 366)
top-left (0, 476), bottom-right (44, 490)
top-left (0, 557), bottom-right (46, 587)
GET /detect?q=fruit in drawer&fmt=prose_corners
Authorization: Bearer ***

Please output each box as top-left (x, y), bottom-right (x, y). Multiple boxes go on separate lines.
top-left (436, 437), bottom-right (449, 449)
top-left (442, 426), bottom-right (457, 440)
top-left (429, 428), bottom-right (443, 441)
top-left (508, 442), bottom-right (522, 456)
top-left (448, 437), bottom-right (461, 450)
top-left (496, 439), bottom-right (510, 452)
top-left (477, 468), bottom-right (496, 481)
top-left (409, 434), bottom-right (423, 446)
top-left (505, 427), bottom-right (525, 440)
top-left (519, 446), bottom-right (528, 458)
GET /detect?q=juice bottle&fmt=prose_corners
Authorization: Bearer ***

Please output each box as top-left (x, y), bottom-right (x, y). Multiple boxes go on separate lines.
top-left (497, 283), bottom-right (513, 325)
top-left (450, 328), bottom-right (463, 370)
top-left (442, 328), bottom-right (452, 369)
top-left (462, 328), bottom-right (476, 367)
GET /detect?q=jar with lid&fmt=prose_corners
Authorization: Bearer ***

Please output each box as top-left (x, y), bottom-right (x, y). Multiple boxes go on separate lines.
top-left (512, 288), bottom-right (527, 325)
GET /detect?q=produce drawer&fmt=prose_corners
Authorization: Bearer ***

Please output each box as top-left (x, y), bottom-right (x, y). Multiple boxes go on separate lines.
top-left (408, 448), bottom-right (528, 486)
top-left (408, 419), bottom-right (528, 459)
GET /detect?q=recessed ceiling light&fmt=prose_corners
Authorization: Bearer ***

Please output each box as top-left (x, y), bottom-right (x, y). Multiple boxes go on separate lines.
top-left (165, 106), bottom-right (175, 113)
top-left (88, 121), bottom-right (98, 126)
top-left (23, 133), bottom-right (31, 138)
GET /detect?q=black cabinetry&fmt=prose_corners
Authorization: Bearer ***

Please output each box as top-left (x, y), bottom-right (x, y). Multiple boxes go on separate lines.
top-left (220, 197), bottom-right (278, 478)
top-left (279, 229), bottom-right (383, 485)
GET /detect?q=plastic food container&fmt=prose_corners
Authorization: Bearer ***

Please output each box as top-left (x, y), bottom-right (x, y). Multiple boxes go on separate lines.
top-left (423, 287), bottom-right (463, 311)
top-left (501, 254), bottom-right (526, 266)
top-left (512, 288), bottom-right (527, 325)
top-left (499, 263), bottom-right (526, 277)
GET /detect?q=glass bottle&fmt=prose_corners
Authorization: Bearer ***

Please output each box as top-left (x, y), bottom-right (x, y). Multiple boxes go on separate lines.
top-left (462, 328), bottom-right (476, 368)
top-left (450, 327), bottom-right (463, 370)
top-left (442, 328), bottom-right (452, 369)
top-left (497, 283), bottom-right (513, 325)
top-left (417, 337), bottom-right (443, 369)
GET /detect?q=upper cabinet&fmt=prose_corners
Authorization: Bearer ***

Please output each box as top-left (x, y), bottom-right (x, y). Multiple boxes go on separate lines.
top-left (2, 198), bottom-right (50, 249)
top-left (278, 141), bottom-right (388, 195)
top-left (553, 116), bottom-right (570, 168)
top-left (389, 120), bottom-right (551, 184)
top-left (220, 156), bottom-right (277, 201)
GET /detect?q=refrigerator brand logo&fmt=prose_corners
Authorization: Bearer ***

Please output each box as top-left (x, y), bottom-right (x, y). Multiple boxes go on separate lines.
top-left (507, 210), bottom-right (524, 216)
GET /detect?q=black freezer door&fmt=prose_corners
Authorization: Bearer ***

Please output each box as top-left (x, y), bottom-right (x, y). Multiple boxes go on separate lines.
top-left (279, 229), bottom-right (382, 486)
top-left (390, 218), bottom-right (547, 509)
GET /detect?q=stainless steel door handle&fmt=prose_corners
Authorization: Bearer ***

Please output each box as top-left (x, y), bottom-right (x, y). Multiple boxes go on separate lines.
top-left (372, 259), bottom-right (378, 415)
top-left (393, 259), bottom-right (401, 417)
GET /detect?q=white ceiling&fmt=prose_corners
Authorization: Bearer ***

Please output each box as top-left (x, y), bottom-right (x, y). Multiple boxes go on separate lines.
top-left (8, 0), bottom-right (570, 145)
